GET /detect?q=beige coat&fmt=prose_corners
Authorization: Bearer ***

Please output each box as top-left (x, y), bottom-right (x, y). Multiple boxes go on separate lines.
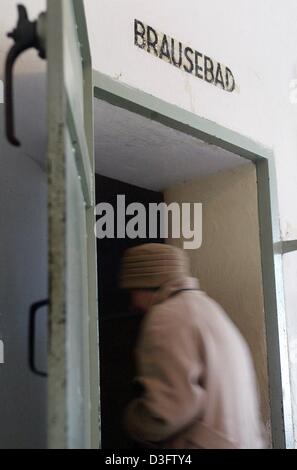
top-left (125, 277), bottom-right (266, 449)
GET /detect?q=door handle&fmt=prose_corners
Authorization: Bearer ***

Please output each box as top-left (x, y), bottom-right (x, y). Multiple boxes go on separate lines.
top-left (29, 299), bottom-right (48, 378)
top-left (4, 4), bottom-right (46, 147)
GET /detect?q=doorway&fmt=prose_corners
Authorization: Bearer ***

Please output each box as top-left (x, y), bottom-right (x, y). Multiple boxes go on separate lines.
top-left (96, 174), bottom-right (164, 448)
top-left (93, 72), bottom-right (288, 448)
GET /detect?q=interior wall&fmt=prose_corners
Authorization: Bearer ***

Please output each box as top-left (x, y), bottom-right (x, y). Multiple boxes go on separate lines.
top-left (0, 0), bottom-right (48, 447)
top-left (0, 108), bottom-right (47, 448)
top-left (86, 0), bottom-right (297, 239)
top-left (164, 163), bottom-right (271, 442)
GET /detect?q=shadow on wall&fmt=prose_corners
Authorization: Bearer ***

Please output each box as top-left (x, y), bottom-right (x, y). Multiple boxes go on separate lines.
top-left (0, 70), bottom-right (48, 449)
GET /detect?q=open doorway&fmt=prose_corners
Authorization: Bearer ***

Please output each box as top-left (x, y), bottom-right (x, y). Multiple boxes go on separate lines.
top-left (94, 82), bottom-right (275, 448)
top-left (95, 174), bottom-right (164, 448)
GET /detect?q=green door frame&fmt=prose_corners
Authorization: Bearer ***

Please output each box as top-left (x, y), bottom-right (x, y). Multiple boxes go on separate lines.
top-left (93, 70), bottom-right (294, 449)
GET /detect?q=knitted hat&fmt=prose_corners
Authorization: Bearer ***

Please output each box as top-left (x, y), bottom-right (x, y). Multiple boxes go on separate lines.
top-left (120, 243), bottom-right (190, 289)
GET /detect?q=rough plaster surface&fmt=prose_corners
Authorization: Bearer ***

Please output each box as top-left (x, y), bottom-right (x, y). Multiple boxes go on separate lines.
top-left (165, 163), bottom-right (271, 441)
top-left (94, 98), bottom-right (246, 191)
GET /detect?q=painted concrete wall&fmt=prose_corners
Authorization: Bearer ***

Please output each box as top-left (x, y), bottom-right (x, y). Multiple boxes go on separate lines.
top-left (86, 0), bottom-right (297, 236)
top-left (0, 0), bottom-right (47, 448)
top-left (86, 0), bottom-right (297, 446)
top-left (0, 107), bottom-right (47, 448)
top-left (164, 163), bottom-right (271, 442)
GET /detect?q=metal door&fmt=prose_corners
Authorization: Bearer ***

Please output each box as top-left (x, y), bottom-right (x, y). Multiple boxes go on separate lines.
top-left (47, 0), bottom-right (100, 449)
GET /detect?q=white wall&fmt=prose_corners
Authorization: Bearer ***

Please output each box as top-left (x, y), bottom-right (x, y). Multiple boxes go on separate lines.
top-left (0, 107), bottom-right (47, 448)
top-left (0, 0), bottom-right (47, 448)
top-left (86, 0), bottom-right (297, 446)
top-left (86, 0), bottom-right (297, 236)
top-left (165, 163), bottom-right (271, 442)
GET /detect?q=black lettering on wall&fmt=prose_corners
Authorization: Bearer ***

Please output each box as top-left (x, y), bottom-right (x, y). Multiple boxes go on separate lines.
top-left (159, 34), bottom-right (171, 62)
top-left (195, 51), bottom-right (203, 79)
top-left (134, 19), bottom-right (146, 49)
top-left (215, 63), bottom-right (225, 89)
top-left (183, 46), bottom-right (194, 74)
top-left (171, 39), bottom-right (183, 68)
top-left (204, 55), bottom-right (214, 84)
top-left (225, 67), bottom-right (236, 92)
top-left (147, 26), bottom-right (158, 56)
top-left (133, 20), bottom-right (236, 93)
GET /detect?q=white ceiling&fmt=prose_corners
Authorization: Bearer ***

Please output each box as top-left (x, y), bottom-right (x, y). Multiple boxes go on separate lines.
top-left (94, 98), bottom-right (247, 192)
top-left (3, 68), bottom-right (247, 192)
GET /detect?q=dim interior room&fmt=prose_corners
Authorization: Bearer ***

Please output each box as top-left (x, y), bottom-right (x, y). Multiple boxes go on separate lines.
top-left (93, 96), bottom-right (271, 448)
